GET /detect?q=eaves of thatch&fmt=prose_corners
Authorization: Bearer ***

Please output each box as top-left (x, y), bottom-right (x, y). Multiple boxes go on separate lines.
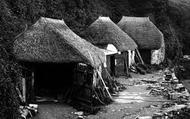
top-left (118, 16), bottom-right (164, 50)
top-left (85, 17), bottom-right (137, 52)
top-left (14, 17), bottom-right (105, 68)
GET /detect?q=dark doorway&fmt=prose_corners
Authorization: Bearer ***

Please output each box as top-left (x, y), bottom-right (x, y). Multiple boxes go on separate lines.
top-left (139, 49), bottom-right (151, 64)
top-left (22, 62), bottom-right (77, 101)
top-left (33, 62), bottom-right (76, 98)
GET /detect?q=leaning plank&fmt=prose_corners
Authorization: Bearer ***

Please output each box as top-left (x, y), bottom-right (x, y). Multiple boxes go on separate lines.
top-left (136, 49), bottom-right (144, 64)
top-left (97, 70), bottom-right (112, 99)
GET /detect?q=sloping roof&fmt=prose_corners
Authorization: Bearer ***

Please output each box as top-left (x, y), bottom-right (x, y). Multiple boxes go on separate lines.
top-left (118, 16), bottom-right (164, 50)
top-left (14, 17), bottom-right (105, 68)
top-left (85, 17), bottom-right (137, 51)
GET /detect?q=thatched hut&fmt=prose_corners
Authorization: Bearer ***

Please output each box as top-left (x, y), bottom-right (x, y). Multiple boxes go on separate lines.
top-left (85, 16), bottom-right (137, 76)
top-left (118, 16), bottom-right (165, 64)
top-left (14, 17), bottom-right (105, 67)
top-left (14, 17), bottom-right (112, 109)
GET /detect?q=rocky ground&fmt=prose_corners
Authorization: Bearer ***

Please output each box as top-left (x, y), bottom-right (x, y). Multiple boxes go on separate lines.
top-left (32, 70), bottom-right (190, 119)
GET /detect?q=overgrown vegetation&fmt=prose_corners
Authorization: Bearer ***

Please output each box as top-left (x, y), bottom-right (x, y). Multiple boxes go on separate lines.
top-left (0, 46), bottom-right (21, 119)
top-left (0, 0), bottom-right (187, 118)
top-left (0, 0), bottom-right (184, 59)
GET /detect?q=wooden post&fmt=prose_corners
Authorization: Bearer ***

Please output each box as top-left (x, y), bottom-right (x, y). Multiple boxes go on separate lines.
top-left (110, 55), bottom-right (115, 76)
top-left (136, 49), bottom-right (144, 64)
top-left (31, 72), bottom-right (35, 102)
top-left (97, 70), bottom-right (112, 99)
top-left (124, 53), bottom-right (126, 73)
top-left (124, 52), bottom-right (129, 76)
top-left (128, 50), bottom-right (131, 67)
top-left (22, 78), bottom-right (26, 102)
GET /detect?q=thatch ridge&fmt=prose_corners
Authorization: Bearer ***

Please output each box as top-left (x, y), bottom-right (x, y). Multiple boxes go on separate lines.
top-left (85, 16), bottom-right (137, 51)
top-left (14, 17), bottom-right (105, 68)
top-left (118, 16), bottom-right (163, 50)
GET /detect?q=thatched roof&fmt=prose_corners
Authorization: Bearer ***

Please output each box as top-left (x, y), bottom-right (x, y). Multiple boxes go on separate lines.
top-left (14, 17), bottom-right (105, 68)
top-left (85, 17), bottom-right (137, 51)
top-left (118, 16), bottom-right (164, 50)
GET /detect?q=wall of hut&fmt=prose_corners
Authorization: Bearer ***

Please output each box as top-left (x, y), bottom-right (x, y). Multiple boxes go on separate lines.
top-left (20, 61), bottom-right (113, 112)
top-left (114, 52), bottom-right (129, 76)
top-left (151, 37), bottom-right (165, 65)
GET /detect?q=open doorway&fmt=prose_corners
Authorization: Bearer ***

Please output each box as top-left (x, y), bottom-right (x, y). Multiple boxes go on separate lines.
top-left (22, 62), bottom-right (77, 102)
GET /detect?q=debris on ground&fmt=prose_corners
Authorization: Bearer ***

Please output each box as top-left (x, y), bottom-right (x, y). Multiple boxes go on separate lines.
top-left (74, 111), bottom-right (84, 116)
top-left (19, 104), bottom-right (38, 119)
top-left (73, 111), bottom-right (85, 119)
top-left (136, 116), bottom-right (152, 119)
top-left (31, 66), bottom-right (190, 119)
top-left (136, 68), bottom-right (190, 119)
top-left (130, 63), bottom-right (150, 75)
top-left (16, 86), bottom-right (39, 119)
top-left (147, 69), bottom-right (190, 102)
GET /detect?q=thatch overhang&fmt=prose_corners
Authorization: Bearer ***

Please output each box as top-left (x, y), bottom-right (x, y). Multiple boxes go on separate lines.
top-left (99, 44), bottom-right (118, 56)
top-left (14, 17), bottom-right (105, 68)
top-left (85, 17), bottom-right (137, 52)
top-left (118, 16), bottom-right (164, 50)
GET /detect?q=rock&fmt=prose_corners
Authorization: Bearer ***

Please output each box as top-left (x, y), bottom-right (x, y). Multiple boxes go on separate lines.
top-left (29, 104), bottom-right (38, 109)
top-left (152, 113), bottom-right (163, 119)
top-left (74, 111), bottom-right (84, 116)
top-left (136, 116), bottom-right (152, 119)
top-left (77, 115), bottom-right (84, 119)
top-left (165, 104), bottom-right (187, 112)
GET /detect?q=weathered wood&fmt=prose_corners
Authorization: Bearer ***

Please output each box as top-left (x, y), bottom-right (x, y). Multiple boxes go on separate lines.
top-left (30, 72), bottom-right (35, 102)
top-left (97, 70), bottom-right (112, 99)
top-left (16, 87), bottom-right (24, 103)
top-left (22, 78), bottom-right (26, 102)
top-left (124, 52), bottom-right (129, 76)
top-left (110, 55), bottom-right (115, 76)
top-left (136, 49), bottom-right (144, 64)
top-left (104, 68), bottom-right (113, 80)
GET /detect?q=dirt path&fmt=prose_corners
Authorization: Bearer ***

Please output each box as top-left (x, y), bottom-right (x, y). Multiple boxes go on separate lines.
top-left (33, 71), bottom-right (167, 119)
top-left (86, 72), bottom-right (166, 119)
top-left (33, 103), bottom-right (78, 119)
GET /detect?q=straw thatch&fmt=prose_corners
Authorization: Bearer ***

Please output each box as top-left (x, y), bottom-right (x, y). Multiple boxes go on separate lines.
top-left (14, 17), bottom-right (105, 68)
top-left (118, 16), bottom-right (163, 50)
top-left (85, 17), bottom-right (137, 51)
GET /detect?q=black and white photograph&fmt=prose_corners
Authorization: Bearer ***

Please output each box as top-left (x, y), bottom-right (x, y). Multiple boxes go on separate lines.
top-left (0, 0), bottom-right (190, 119)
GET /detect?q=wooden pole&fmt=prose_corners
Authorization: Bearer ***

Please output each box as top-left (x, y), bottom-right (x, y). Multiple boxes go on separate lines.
top-left (31, 72), bottom-right (35, 102)
top-left (136, 49), bottom-right (144, 64)
top-left (124, 52), bottom-right (129, 76)
top-left (110, 55), bottom-right (115, 76)
top-left (128, 50), bottom-right (131, 67)
top-left (97, 70), bottom-right (112, 99)
top-left (22, 78), bottom-right (26, 102)
top-left (124, 53), bottom-right (126, 73)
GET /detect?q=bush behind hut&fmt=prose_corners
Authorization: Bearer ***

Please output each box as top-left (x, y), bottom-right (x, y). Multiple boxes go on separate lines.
top-left (0, 46), bottom-right (22, 119)
top-left (0, 0), bottom-right (185, 118)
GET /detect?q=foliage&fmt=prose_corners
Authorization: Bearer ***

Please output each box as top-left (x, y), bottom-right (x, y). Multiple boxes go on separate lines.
top-left (0, 1), bottom-right (22, 118)
top-left (0, 0), bottom-right (186, 118)
top-left (128, 0), bottom-right (183, 61)
top-left (0, 46), bottom-right (22, 119)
